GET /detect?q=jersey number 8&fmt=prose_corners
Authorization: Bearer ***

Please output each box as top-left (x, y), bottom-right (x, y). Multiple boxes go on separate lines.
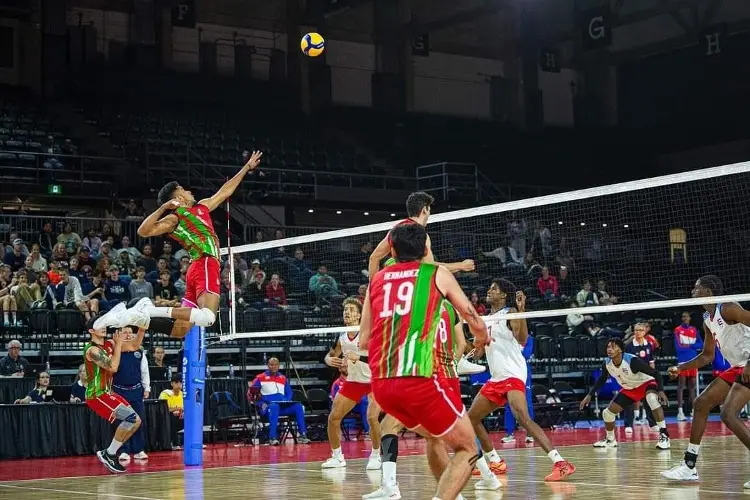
top-left (379, 281), bottom-right (415, 318)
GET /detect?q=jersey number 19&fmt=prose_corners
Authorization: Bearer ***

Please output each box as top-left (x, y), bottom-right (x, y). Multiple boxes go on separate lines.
top-left (379, 281), bottom-right (415, 318)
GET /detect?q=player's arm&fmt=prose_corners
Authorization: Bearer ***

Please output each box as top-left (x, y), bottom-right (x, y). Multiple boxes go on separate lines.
top-left (368, 237), bottom-right (391, 281)
top-left (199, 151), bottom-right (262, 212)
top-left (670, 324), bottom-right (715, 378)
top-left (324, 340), bottom-right (345, 368)
top-left (630, 357), bottom-right (665, 392)
top-left (137, 200), bottom-right (179, 238)
top-left (122, 328), bottom-right (146, 352)
top-left (580, 361), bottom-right (609, 408)
top-left (434, 266), bottom-right (488, 355)
top-left (85, 343), bottom-right (122, 373)
top-left (508, 290), bottom-right (528, 346)
top-left (720, 303), bottom-right (750, 328)
top-left (424, 235), bottom-right (474, 273)
top-left (453, 319), bottom-right (467, 362)
top-left (358, 286), bottom-right (373, 351)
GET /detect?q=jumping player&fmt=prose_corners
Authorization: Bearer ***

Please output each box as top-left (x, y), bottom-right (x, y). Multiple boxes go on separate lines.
top-left (322, 297), bottom-right (382, 471)
top-left (83, 309), bottom-right (148, 473)
top-left (662, 275), bottom-right (750, 486)
top-left (361, 222), bottom-right (489, 500)
top-left (95, 151), bottom-right (263, 335)
top-left (470, 280), bottom-right (575, 489)
top-left (581, 337), bottom-right (670, 450)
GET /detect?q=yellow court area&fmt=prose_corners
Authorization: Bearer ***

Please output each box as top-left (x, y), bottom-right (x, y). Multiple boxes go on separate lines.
top-left (0, 436), bottom-right (747, 500)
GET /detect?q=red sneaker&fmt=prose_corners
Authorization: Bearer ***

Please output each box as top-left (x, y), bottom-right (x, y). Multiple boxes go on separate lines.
top-left (472, 459), bottom-right (508, 477)
top-left (544, 460), bottom-right (576, 482)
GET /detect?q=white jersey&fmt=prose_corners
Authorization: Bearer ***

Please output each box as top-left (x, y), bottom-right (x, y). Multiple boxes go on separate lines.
top-left (339, 331), bottom-right (371, 383)
top-left (604, 354), bottom-right (654, 390)
top-left (485, 308), bottom-right (528, 383)
top-left (704, 304), bottom-right (750, 367)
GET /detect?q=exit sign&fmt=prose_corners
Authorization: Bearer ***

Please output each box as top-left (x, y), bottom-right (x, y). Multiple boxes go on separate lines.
top-left (48, 184), bottom-right (62, 195)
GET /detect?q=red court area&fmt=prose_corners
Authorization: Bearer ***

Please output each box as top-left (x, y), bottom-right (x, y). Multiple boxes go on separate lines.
top-left (0, 420), bottom-right (734, 482)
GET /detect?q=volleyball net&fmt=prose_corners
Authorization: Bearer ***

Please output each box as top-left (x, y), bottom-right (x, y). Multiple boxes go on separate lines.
top-left (221, 161), bottom-right (750, 345)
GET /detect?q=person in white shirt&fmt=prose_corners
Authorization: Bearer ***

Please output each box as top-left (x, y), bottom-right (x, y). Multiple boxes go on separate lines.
top-left (57, 267), bottom-right (99, 321)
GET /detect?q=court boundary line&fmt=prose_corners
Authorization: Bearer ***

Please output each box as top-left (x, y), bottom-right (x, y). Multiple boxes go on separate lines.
top-left (0, 483), bottom-right (163, 500)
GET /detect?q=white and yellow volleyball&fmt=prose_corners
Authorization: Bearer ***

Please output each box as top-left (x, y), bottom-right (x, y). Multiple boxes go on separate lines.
top-left (301, 32), bottom-right (325, 57)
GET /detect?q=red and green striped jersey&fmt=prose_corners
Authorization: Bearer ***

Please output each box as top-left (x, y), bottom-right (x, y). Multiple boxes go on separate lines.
top-left (83, 340), bottom-right (114, 399)
top-left (170, 204), bottom-right (220, 261)
top-left (368, 261), bottom-right (445, 379)
top-left (434, 301), bottom-right (459, 379)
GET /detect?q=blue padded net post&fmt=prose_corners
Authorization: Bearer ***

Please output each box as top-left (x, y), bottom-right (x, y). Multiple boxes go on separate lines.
top-left (183, 325), bottom-right (206, 466)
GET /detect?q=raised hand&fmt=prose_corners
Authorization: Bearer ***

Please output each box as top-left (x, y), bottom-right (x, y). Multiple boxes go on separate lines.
top-left (516, 290), bottom-right (527, 312)
top-left (244, 150), bottom-right (263, 170)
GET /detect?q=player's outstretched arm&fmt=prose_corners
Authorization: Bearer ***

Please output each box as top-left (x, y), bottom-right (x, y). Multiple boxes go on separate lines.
top-left (435, 266), bottom-right (488, 352)
top-left (368, 237), bottom-right (391, 281)
top-left (670, 324), bottom-right (715, 378)
top-left (359, 286), bottom-right (373, 350)
top-left (580, 361), bottom-right (610, 409)
top-left (138, 200), bottom-right (180, 238)
top-left (422, 234), bottom-right (474, 273)
top-left (509, 290), bottom-right (529, 346)
top-left (199, 151), bottom-right (263, 212)
top-left (122, 328), bottom-right (146, 352)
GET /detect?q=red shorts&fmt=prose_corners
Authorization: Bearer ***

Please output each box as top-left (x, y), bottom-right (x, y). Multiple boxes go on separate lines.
top-left (182, 256), bottom-right (221, 308)
top-left (86, 392), bottom-right (131, 423)
top-left (619, 380), bottom-right (659, 403)
top-left (480, 378), bottom-right (527, 407)
top-left (680, 368), bottom-right (698, 378)
top-left (372, 376), bottom-right (464, 437)
top-left (337, 381), bottom-right (371, 403)
top-left (718, 366), bottom-right (745, 385)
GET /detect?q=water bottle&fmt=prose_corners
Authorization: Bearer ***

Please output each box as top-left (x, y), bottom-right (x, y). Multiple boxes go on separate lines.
top-left (228, 364), bottom-right (235, 379)
top-left (206, 364), bottom-right (212, 379)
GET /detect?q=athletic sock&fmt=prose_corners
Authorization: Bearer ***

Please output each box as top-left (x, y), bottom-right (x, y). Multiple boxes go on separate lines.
top-left (657, 420), bottom-right (669, 436)
top-left (606, 430), bottom-right (615, 441)
top-left (331, 446), bottom-right (343, 458)
top-left (146, 306), bottom-right (172, 318)
top-left (685, 443), bottom-right (700, 468)
top-left (383, 461), bottom-right (397, 487)
top-left (486, 448), bottom-right (501, 462)
top-left (370, 447), bottom-right (380, 458)
top-left (381, 434), bottom-right (398, 487)
top-left (475, 456), bottom-right (496, 481)
top-left (547, 449), bottom-right (564, 464)
top-left (107, 439), bottom-right (123, 456)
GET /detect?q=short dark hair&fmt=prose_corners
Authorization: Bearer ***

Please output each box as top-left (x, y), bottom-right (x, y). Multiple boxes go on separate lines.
top-left (698, 275), bottom-right (723, 296)
top-left (171, 373), bottom-right (182, 383)
top-left (607, 337), bottom-right (625, 353)
top-left (390, 223), bottom-right (427, 262)
top-left (157, 181), bottom-right (180, 206)
top-left (136, 266), bottom-right (145, 274)
top-left (405, 191), bottom-right (434, 218)
top-left (492, 278), bottom-right (517, 307)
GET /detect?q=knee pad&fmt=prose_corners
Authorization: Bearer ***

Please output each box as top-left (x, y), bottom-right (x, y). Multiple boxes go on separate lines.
top-left (602, 408), bottom-right (616, 423)
top-left (646, 391), bottom-right (661, 410)
top-left (189, 307), bottom-right (216, 327)
top-left (116, 405), bottom-right (139, 431)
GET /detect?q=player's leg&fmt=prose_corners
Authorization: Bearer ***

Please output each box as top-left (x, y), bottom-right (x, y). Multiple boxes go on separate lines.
top-left (687, 374), bottom-right (697, 416)
top-left (129, 390), bottom-right (148, 459)
top-left (594, 397), bottom-right (626, 447)
top-left (365, 394), bottom-right (383, 469)
top-left (468, 389), bottom-right (507, 480)
top-left (92, 395), bottom-right (142, 474)
top-left (677, 375), bottom-right (687, 420)
top-left (506, 390), bottom-right (575, 481)
top-left (645, 389), bottom-right (670, 449)
top-left (503, 403), bottom-right (516, 441)
top-left (432, 415), bottom-right (478, 500)
top-left (720, 382), bottom-right (750, 450)
top-left (662, 375), bottom-right (731, 481)
top-left (363, 414), bottom-right (403, 499)
top-left (525, 382), bottom-right (535, 443)
top-left (323, 392), bottom-right (357, 467)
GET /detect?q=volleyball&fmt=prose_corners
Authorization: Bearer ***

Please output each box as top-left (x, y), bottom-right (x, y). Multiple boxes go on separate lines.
top-left (301, 32), bottom-right (325, 57)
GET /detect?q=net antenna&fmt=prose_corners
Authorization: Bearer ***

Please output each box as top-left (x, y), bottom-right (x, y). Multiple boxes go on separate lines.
top-left (223, 161), bottom-right (750, 341)
top-left (226, 181), bottom-right (237, 341)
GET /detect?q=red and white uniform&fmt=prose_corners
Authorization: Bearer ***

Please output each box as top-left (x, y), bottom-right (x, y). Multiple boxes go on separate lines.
top-left (337, 332), bottom-right (372, 402)
top-left (704, 304), bottom-right (750, 383)
top-left (480, 307), bottom-right (527, 406)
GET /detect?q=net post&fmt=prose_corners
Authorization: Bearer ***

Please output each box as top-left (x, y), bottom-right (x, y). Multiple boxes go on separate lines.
top-left (183, 325), bottom-right (206, 466)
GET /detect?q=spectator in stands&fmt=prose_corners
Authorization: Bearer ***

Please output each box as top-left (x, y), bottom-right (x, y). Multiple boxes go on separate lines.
top-left (507, 213), bottom-right (528, 260)
top-left (83, 228), bottom-right (102, 257)
top-left (524, 252), bottom-right (543, 277)
top-left (129, 267), bottom-right (154, 301)
top-left (470, 291), bottom-right (487, 315)
top-left (250, 357), bottom-right (310, 445)
top-left (585, 323), bottom-right (623, 338)
top-left (117, 236), bottom-right (142, 261)
top-left (596, 280), bottom-right (618, 305)
top-left (357, 284), bottom-right (367, 304)
top-left (154, 270), bottom-right (180, 307)
top-left (70, 364), bottom-right (86, 402)
top-left (220, 270), bottom-right (243, 309)
top-left (43, 135), bottom-right (63, 170)
top-left (248, 259), bottom-right (266, 286)
top-left (0, 267), bottom-right (18, 326)
top-left (14, 371), bottom-right (51, 403)
top-left (160, 242), bottom-right (178, 271)
top-left (13, 271), bottom-right (41, 313)
top-left (94, 256), bottom-right (111, 278)
top-left (82, 273), bottom-right (107, 310)
top-left (160, 373), bottom-right (184, 450)
top-left (265, 274), bottom-right (287, 307)
top-left (116, 251), bottom-right (136, 276)
top-left (557, 266), bottom-right (575, 299)
top-left (0, 339), bottom-right (28, 376)
top-left (121, 199), bottom-right (144, 220)
top-left (531, 221), bottom-right (553, 264)
top-left (104, 265), bottom-right (130, 307)
top-left (151, 346), bottom-right (167, 368)
top-left (58, 267), bottom-right (98, 320)
top-left (47, 260), bottom-right (63, 284)
top-left (50, 243), bottom-right (69, 269)
top-left (556, 237), bottom-right (575, 269)
top-left (536, 266), bottom-right (559, 300)
top-left (292, 247), bottom-right (312, 273)
top-left (21, 255), bottom-right (38, 283)
top-left (68, 256), bottom-right (86, 284)
top-left (3, 238), bottom-right (25, 272)
top-left (576, 280), bottom-right (599, 307)
top-left (38, 222), bottom-right (56, 258)
top-left (566, 300), bottom-right (593, 335)
top-left (309, 265), bottom-right (339, 307)
top-left (37, 272), bottom-right (54, 308)
top-left (136, 244), bottom-right (157, 274)
top-left (232, 253), bottom-right (249, 277)
top-left (101, 223), bottom-right (119, 247)
top-left (77, 247), bottom-right (96, 275)
top-left (29, 244), bottom-right (47, 273)
top-left (146, 257), bottom-right (169, 285)
top-left (4, 231), bottom-right (28, 256)
top-left (98, 240), bottom-right (114, 263)
top-left (174, 263), bottom-right (187, 298)
top-left (674, 311), bottom-right (702, 422)
top-left (57, 223), bottom-right (82, 256)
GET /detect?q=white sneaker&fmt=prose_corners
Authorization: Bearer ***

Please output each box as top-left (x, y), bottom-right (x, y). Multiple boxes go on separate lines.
top-left (366, 455), bottom-right (382, 470)
top-left (656, 435), bottom-right (671, 450)
top-left (501, 435), bottom-right (516, 443)
top-left (743, 480), bottom-right (750, 489)
top-left (133, 451), bottom-right (148, 460)
top-left (118, 452), bottom-right (130, 463)
top-left (677, 410), bottom-right (687, 421)
top-left (593, 439), bottom-right (617, 448)
top-left (128, 298), bottom-right (153, 329)
top-left (625, 427), bottom-right (633, 435)
top-left (457, 356), bottom-right (486, 375)
top-left (525, 436), bottom-right (534, 443)
top-left (475, 476), bottom-right (502, 490)
top-left (362, 483), bottom-right (401, 499)
top-left (321, 455), bottom-right (346, 468)
top-left (93, 302), bottom-right (128, 330)
top-left (661, 463), bottom-right (699, 481)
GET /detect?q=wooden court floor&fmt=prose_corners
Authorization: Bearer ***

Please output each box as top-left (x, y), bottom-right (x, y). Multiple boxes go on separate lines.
top-left (1, 435), bottom-right (749, 500)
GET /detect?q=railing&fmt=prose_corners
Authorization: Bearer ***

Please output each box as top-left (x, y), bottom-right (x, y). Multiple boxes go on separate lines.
top-left (0, 150), bottom-right (132, 186)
